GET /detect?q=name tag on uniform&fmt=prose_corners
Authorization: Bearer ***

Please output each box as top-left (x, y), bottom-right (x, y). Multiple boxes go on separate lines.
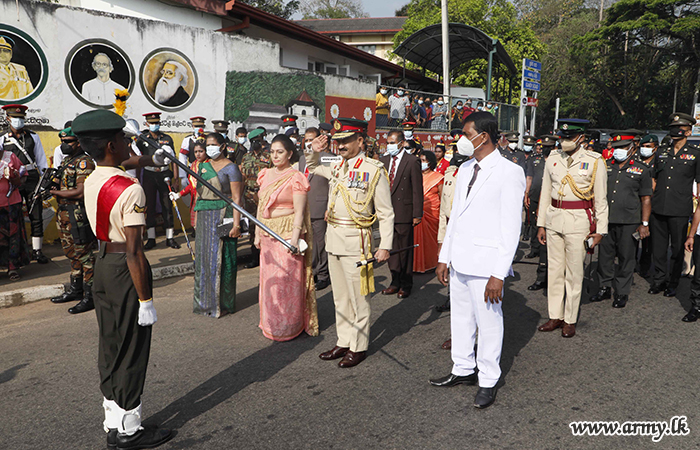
top-left (627, 167), bottom-right (643, 175)
top-left (321, 156), bottom-right (343, 165)
top-left (681, 154), bottom-right (696, 160)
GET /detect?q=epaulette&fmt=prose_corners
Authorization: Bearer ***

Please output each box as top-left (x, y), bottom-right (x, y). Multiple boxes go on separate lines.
top-left (444, 165), bottom-right (458, 177)
top-left (585, 149), bottom-right (603, 159)
top-left (363, 157), bottom-right (384, 168)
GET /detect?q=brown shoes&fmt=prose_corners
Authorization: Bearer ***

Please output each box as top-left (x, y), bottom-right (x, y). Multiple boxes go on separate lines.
top-left (397, 288), bottom-right (411, 299)
top-left (338, 350), bottom-right (366, 368)
top-left (537, 319), bottom-right (563, 332)
top-left (319, 346), bottom-right (349, 360)
top-left (441, 338), bottom-right (451, 350)
top-left (561, 322), bottom-right (576, 338)
top-left (382, 286), bottom-right (399, 295)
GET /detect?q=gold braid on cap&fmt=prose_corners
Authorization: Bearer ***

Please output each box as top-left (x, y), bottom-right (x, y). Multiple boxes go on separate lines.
top-left (558, 157), bottom-right (599, 201)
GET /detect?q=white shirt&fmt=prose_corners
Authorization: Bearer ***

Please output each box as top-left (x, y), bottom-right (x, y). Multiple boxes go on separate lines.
top-left (0, 131), bottom-right (48, 172)
top-left (388, 148), bottom-right (404, 175)
top-left (81, 77), bottom-right (126, 105)
top-left (53, 144), bottom-right (63, 168)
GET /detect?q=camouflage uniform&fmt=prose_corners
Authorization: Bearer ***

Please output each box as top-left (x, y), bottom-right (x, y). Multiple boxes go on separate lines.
top-left (240, 149), bottom-right (271, 265)
top-left (57, 153), bottom-right (96, 285)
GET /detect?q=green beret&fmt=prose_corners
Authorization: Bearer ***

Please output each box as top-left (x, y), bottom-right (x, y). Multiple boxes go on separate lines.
top-left (72, 110), bottom-right (126, 136)
top-left (248, 128), bottom-right (265, 140)
top-left (59, 127), bottom-right (76, 139)
top-left (640, 134), bottom-right (659, 145)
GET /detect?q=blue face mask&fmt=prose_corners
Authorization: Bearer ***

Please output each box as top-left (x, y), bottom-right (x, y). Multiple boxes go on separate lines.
top-left (523, 145), bottom-right (533, 153)
top-left (386, 143), bottom-right (401, 156)
top-left (149, 124), bottom-right (160, 132)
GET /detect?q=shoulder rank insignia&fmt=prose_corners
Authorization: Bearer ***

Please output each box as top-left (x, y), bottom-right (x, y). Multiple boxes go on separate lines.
top-left (134, 204), bottom-right (146, 213)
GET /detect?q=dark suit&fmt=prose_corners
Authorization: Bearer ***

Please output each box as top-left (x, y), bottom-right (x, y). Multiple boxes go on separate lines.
top-left (381, 152), bottom-right (423, 290)
top-left (298, 152), bottom-right (332, 283)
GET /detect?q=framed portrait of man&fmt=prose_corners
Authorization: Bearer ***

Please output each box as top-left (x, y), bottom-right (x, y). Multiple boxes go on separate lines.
top-left (140, 48), bottom-right (198, 112)
top-left (0, 24), bottom-right (48, 105)
top-left (65, 39), bottom-right (135, 108)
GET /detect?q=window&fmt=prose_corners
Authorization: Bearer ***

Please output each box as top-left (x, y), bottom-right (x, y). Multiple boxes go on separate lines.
top-left (357, 45), bottom-right (376, 55)
top-left (315, 61), bottom-right (325, 72)
top-left (339, 65), bottom-right (350, 76)
top-left (325, 64), bottom-right (338, 75)
top-left (308, 62), bottom-right (314, 71)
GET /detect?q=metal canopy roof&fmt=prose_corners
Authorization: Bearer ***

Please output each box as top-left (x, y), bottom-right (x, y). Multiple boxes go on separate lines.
top-left (394, 23), bottom-right (517, 76)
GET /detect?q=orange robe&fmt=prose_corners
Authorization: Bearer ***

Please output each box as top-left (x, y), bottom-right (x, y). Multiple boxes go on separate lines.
top-left (413, 170), bottom-right (444, 273)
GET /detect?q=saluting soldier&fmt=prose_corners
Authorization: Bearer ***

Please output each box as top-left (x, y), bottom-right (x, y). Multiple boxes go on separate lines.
top-left (526, 135), bottom-right (557, 291)
top-left (589, 130), bottom-right (652, 308)
top-left (49, 127), bottom-right (97, 314)
top-left (241, 127), bottom-right (272, 268)
top-left (136, 112), bottom-right (180, 250)
top-left (308, 118), bottom-right (394, 368)
top-left (637, 134), bottom-right (659, 277)
top-left (178, 116), bottom-right (206, 188)
top-left (648, 113), bottom-right (700, 297)
top-left (73, 109), bottom-right (171, 449)
top-left (1, 104), bottom-right (49, 263)
top-left (499, 131), bottom-right (527, 171)
top-left (537, 119), bottom-right (608, 338)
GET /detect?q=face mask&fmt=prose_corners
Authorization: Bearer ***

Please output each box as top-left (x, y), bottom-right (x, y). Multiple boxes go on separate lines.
top-left (418, 100), bottom-right (423, 105)
top-left (149, 124), bottom-right (160, 132)
top-left (305, 141), bottom-right (313, 151)
top-left (560, 136), bottom-right (581, 153)
top-left (404, 131), bottom-right (413, 139)
top-left (456, 105), bottom-right (463, 110)
top-left (523, 145), bottom-right (533, 153)
top-left (640, 146), bottom-right (654, 158)
top-left (60, 142), bottom-right (75, 155)
top-left (251, 140), bottom-right (262, 152)
top-left (486, 104), bottom-right (492, 109)
top-left (380, 89), bottom-right (388, 95)
top-left (669, 126), bottom-right (687, 139)
top-left (237, 137), bottom-right (246, 145)
top-left (397, 90), bottom-right (404, 96)
top-left (457, 133), bottom-right (484, 157)
top-left (421, 162), bottom-right (429, 171)
top-left (613, 148), bottom-right (630, 162)
top-left (206, 145), bottom-right (222, 159)
top-left (437, 100), bottom-right (444, 105)
top-left (221, 133), bottom-right (227, 139)
top-left (386, 143), bottom-right (401, 156)
top-left (508, 142), bottom-right (517, 150)
top-left (477, 106), bottom-right (484, 111)
top-left (290, 137), bottom-right (297, 145)
top-left (451, 153), bottom-right (468, 167)
top-left (10, 117), bottom-right (24, 129)
top-left (194, 127), bottom-right (204, 136)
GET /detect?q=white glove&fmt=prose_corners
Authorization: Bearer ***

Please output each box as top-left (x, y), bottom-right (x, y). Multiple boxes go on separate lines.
top-left (169, 191), bottom-right (180, 202)
top-left (138, 300), bottom-right (158, 326)
top-left (151, 148), bottom-right (167, 166)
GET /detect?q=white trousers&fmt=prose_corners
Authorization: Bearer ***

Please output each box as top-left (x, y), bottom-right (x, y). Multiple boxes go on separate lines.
top-left (450, 271), bottom-right (504, 388)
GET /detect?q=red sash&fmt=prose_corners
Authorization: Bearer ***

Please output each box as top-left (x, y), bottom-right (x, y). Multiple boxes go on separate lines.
top-left (96, 175), bottom-right (136, 242)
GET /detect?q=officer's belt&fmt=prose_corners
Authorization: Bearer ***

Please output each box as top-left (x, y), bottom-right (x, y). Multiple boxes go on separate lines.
top-left (99, 241), bottom-right (127, 253)
top-left (551, 199), bottom-right (594, 210)
top-left (327, 217), bottom-right (370, 229)
top-left (144, 166), bottom-right (168, 173)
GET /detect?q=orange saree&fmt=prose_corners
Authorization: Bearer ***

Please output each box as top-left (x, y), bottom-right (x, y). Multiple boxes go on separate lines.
top-left (413, 170), bottom-right (444, 273)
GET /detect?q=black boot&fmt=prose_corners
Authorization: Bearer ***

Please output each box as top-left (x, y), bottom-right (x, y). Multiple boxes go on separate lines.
top-left (51, 275), bottom-right (83, 304)
top-left (165, 238), bottom-right (181, 249)
top-left (32, 249), bottom-right (49, 264)
top-left (589, 286), bottom-right (611, 302)
top-left (144, 238), bottom-right (156, 250)
top-left (116, 426), bottom-right (172, 449)
top-left (612, 294), bottom-right (628, 308)
top-left (68, 284), bottom-right (94, 314)
top-left (682, 306), bottom-right (700, 322)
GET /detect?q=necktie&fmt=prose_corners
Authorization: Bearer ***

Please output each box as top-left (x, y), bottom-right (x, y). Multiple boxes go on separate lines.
top-left (389, 155), bottom-right (398, 187)
top-left (467, 164), bottom-right (480, 197)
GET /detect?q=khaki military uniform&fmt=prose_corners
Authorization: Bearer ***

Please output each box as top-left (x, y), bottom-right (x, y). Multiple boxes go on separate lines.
top-left (306, 151), bottom-right (394, 352)
top-left (57, 153), bottom-right (96, 285)
top-left (437, 165), bottom-right (459, 243)
top-left (537, 148), bottom-right (608, 324)
top-left (241, 149), bottom-right (272, 263)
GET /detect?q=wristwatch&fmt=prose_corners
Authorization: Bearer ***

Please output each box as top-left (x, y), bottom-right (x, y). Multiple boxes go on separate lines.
top-left (642, 221), bottom-right (649, 227)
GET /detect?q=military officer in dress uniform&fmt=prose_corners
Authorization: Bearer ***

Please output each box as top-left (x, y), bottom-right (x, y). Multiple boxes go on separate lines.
top-left (637, 134), bottom-right (658, 277)
top-left (49, 127), bottom-right (97, 314)
top-left (403, 121), bottom-right (422, 152)
top-left (526, 135), bottom-right (558, 292)
top-left (648, 113), bottom-right (700, 297)
top-left (229, 125), bottom-right (249, 166)
top-left (536, 119), bottom-right (608, 338)
top-left (73, 109), bottom-right (171, 450)
top-left (499, 131), bottom-right (527, 171)
top-left (589, 130), bottom-right (652, 308)
top-left (136, 112), bottom-right (180, 250)
top-left (1, 104), bottom-right (49, 263)
top-left (241, 127), bottom-right (272, 268)
top-left (308, 118), bottom-right (394, 368)
top-left (178, 116), bottom-right (206, 188)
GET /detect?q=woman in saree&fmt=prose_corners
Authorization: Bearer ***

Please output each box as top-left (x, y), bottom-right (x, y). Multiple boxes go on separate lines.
top-left (0, 147), bottom-right (29, 280)
top-left (413, 151), bottom-right (443, 273)
top-left (170, 142), bottom-right (206, 227)
top-left (192, 133), bottom-right (242, 318)
top-left (255, 134), bottom-right (318, 341)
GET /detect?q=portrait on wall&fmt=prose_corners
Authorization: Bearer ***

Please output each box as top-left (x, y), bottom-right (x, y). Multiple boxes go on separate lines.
top-left (0, 24), bottom-right (48, 105)
top-left (65, 39), bottom-right (134, 108)
top-left (140, 48), bottom-right (198, 111)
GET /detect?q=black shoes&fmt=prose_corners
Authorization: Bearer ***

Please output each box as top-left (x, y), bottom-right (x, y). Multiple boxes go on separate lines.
top-left (68, 286), bottom-right (94, 314)
top-left (663, 287), bottom-right (677, 297)
top-left (116, 426), bottom-right (172, 449)
top-left (682, 307), bottom-right (700, 322)
top-left (107, 428), bottom-right (117, 449)
top-left (429, 373), bottom-right (477, 387)
top-left (525, 251), bottom-right (539, 259)
top-left (144, 239), bottom-right (156, 250)
top-left (648, 282), bottom-right (667, 294)
top-left (527, 280), bottom-right (546, 291)
top-left (315, 279), bottom-right (330, 291)
top-left (589, 286), bottom-right (611, 302)
top-left (474, 387), bottom-right (496, 409)
top-left (51, 275), bottom-right (83, 303)
top-left (612, 294), bottom-right (628, 308)
top-left (32, 249), bottom-right (49, 264)
top-left (435, 299), bottom-right (450, 312)
top-left (244, 259), bottom-right (259, 269)
top-left (165, 238), bottom-right (181, 249)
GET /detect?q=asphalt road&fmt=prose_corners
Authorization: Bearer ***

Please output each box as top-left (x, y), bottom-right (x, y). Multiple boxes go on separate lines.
top-left (1, 242), bottom-right (699, 450)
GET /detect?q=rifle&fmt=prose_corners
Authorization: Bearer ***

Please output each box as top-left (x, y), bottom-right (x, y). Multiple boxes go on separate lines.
top-left (28, 167), bottom-right (61, 215)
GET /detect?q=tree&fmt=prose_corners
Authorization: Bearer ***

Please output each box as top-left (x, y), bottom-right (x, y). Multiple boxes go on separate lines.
top-left (300, 0), bottom-right (368, 19)
top-left (243, 0), bottom-right (300, 19)
top-left (395, 3), bottom-right (410, 16)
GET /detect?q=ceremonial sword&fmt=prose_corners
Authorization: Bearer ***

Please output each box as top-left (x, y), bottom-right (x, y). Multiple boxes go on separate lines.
top-left (123, 119), bottom-right (298, 253)
top-left (356, 244), bottom-right (418, 267)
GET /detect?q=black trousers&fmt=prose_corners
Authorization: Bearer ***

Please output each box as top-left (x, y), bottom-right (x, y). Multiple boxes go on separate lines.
top-left (389, 223), bottom-right (414, 290)
top-left (536, 240), bottom-right (547, 283)
top-left (651, 213), bottom-right (689, 289)
top-left (597, 223), bottom-right (638, 295)
top-left (94, 248), bottom-right (152, 411)
top-left (311, 218), bottom-right (329, 282)
top-left (19, 179), bottom-right (43, 237)
top-left (529, 200), bottom-right (541, 254)
top-left (690, 236), bottom-right (700, 308)
top-left (142, 171), bottom-right (173, 230)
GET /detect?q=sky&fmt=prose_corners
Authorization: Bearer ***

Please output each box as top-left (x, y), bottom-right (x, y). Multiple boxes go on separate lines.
top-left (361, 0), bottom-right (407, 17)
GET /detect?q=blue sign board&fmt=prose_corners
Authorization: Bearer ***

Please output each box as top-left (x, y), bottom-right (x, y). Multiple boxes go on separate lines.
top-left (523, 80), bottom-right (540, 92)
top-left (524, 70), bottom-right (541, 81)
top-left (525, 58), bottom-right (542, 71)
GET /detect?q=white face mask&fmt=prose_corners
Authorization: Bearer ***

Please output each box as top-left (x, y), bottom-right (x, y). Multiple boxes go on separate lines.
top-left (237, 137), bottom-right (246, 144)
top-left (404, 131), bottom-right (413, 140)
top-left (10, 117), bottom-right (24, 130)
top-left (421, 162), bottom-right (429, 171)
top-left (508, 142), bottom-right (517, 150)
top-left (613, 148), bottom-right (630, 162)
top-left (397, 90), bottom-right (404, 96)
top-left (149, 124), bottom-right (160, 132)
top-left (560, 136), bottom-right (581, 152)
top-left (386, 143), bottom-right (401, 156)
top-left (437, 100), bottom-right (444, 105)
top-left (477, 106), bottom-right (484, 111)
top-left (640, 146), bottom-right (654, 158)
top-left (523, 145), bottom-right (533, 153)
top-left (206, 145), bottom-right (222, 159)
top-left (456, 105), bottom-right (463, 110)
top-left (290, 137), bottom-right (297, 145)
top-left (380, 89), bottom-right (387, 95)
top-left (418, 100), bottom-right (423, 105)
top-left (305, 141), bottom-right (313, 152)
top-left (456, 133), bottom-right (484, 157)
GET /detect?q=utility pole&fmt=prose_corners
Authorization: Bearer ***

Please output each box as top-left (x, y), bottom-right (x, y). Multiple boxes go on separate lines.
top-left (441, 0), bottom-right (450, 123)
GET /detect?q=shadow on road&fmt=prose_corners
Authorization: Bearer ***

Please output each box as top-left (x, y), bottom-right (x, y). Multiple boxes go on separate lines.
top-left (0, 363), bottom-right (29, 385)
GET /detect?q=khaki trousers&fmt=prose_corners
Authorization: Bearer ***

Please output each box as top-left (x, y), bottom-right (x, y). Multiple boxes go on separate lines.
top-left (546, 228), bottom-right (588, 324)
top-left (328, 253), bottom-right (370, 352)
